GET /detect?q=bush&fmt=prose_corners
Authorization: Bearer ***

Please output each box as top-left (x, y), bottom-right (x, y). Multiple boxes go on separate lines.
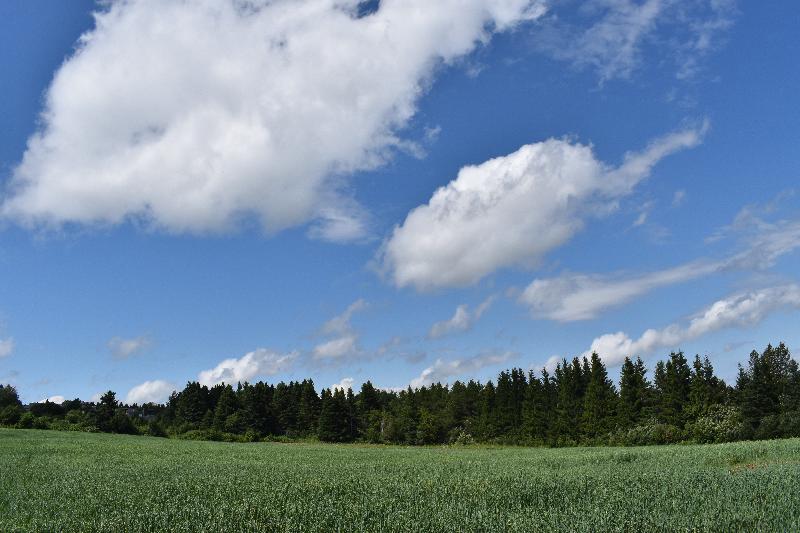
top-left (778, 410), bottom-right (800, 438)
top-left (690, 404), bottom-right (746, 444)
top-left (0, 405), bottom-right (23, 426)
top-left (448, 427), bottom-right (475, 446)
top-left (754, 415), bottom-right (781, 441)
top-left (610, 420), bottom-right (686, 446)
top-left (147, 420), bottom-right (168, 437)
top-left (108, 412), bottom-right (139, 435)
top-left (17, 412), bottom-right (36, 429)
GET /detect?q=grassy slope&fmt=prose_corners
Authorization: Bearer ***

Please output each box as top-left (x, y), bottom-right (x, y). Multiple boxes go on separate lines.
top-left (1, 429), bottom-right (799, 532)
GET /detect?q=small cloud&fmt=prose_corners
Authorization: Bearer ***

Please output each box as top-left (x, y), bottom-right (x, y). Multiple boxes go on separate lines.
top-left (408, 350), bottom-right (517, 389)
top-left (672, 189), bottom-right (686, 207)
top-left (313, 299), bottom-right (368, 362)
top-left (198, 348), bottom-right (297, 387)
top-left (125, 380), bottom-right (176, 405)
top-left (313, 334), bottom-right (358, 360)
top-left (321, 299), bottom-right (367, 336)
top-left (428, 295), bottom-right (495, 339)
top-left (39, 395), bottom-right (65, 404)
top-left (0, 337), bottom-right (15, 358)
top-left (331, 377), bottom-right (356, 392)
top-left (108, 335), bottom-right (152, 360)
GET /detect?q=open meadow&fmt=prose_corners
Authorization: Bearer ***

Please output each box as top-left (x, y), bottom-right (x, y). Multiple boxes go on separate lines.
top-left (1, 429), bottom-right (800, 531)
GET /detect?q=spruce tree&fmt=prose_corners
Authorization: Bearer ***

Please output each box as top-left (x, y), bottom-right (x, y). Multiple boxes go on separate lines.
top-left (660, 352), bottom-right (691, 427)
top-left (581, 353), bottom-right (617, 439)
top-left (213, 385), bottom-right (238, 431)
top-left (618, 357), bottom-right (650, 427)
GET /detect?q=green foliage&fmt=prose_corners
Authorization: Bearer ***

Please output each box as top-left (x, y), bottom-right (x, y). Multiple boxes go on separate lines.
top-left (0, 405), bottom-right (23, 426)
top-left (689, 404), bottom-right (746, 444)
top-left (0, 385), bottom-right (22, 409)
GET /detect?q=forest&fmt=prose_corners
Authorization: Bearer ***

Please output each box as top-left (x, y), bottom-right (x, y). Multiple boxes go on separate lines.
top-left (2, 342), bottom-right (800, 447)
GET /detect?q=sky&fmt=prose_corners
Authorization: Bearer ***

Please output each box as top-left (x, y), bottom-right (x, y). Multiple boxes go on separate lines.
top-left (1, 0), bottom-right (799, 404)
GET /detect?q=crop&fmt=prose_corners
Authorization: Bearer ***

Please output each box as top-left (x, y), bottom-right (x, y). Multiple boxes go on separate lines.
top-left (1, 429), bottom-right (799, 531)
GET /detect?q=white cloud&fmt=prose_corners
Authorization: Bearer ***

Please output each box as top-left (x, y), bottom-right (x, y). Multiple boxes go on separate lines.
top-left (380, 125), bottom-right (705, 291)
top-left (89, 392), bottom-right (103, 403)
top-left (672, 189), bottom-right (686, 207)
top-left (198, 348), bottom-right (297, 386)
top-left (428, 296), bottom-right (495, 338)
top-left (314, 299), bottom-right (367, 361)
top-left (125, 380), bottom-right (176, 405)
top-left (409, 350), bottom-right (516, 388)
top-left (2, 0), bottom-right (545, 240)
top-left (313, 334), bottom-right (358, 360)
top-left (520, 205), bottom-right (800, 322)
top-left (0, 337), bottom-right (14, 358)
top-left (331, 377), bottom-right (356, 392)
top-left (725, 214), bottom-right (800, 271)
top-left (535, 0), bottom-right (737, 82)
top-left (521, 260), bottom-right (722, 321)
top-left (322, 299), bottom-right (367, 335)
top-left (108, 335), bottom-right (152, 359)
top-left (585, 284), bottom-right (800, 366)
top-left (39, 395), bottom-right (65, 404)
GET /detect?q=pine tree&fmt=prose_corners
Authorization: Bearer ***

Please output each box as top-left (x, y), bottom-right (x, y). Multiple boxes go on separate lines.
top-left (476, 381), bottom-right (497, 440)
top-left (317, 388), bottom-right (349, 442)
top-left (213, 385), bottom-right (238, 431)
top-left (522, 371), bottom-right (551, 442)
top-left (619, 357), bottom-right (650, 427)
top-left (554, 358), bottom-right (584, 441)
top-left (297, 380), bottom-right (321, 435)
top-left (688, 355), bottom-right (726, 421)
top-left (660, 352), bottom-right (691, 427)
top-left (581, 353), bottom-right (617, 439)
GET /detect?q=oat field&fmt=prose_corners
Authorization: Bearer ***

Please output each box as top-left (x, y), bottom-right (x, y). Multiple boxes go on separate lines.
top-left (1, 429), bottom-right (799, 531)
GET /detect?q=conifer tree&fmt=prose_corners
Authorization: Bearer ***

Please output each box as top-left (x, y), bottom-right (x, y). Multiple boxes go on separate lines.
top-left (660, 352), bottom-right (691, 427)
top-left (581, 353), bottom-right (617, 438)
top-left (619, 356), bottom-right (651, 426)
top-left (213, 385), bottom-right (238, 431)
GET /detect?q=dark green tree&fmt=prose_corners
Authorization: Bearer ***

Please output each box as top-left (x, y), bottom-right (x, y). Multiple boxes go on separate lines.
top-left (581, 353), bottom-right (617, 438)
top-left (619, 357), bottom-right (650, 427)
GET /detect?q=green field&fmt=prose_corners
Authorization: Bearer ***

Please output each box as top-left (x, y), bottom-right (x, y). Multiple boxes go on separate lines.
top-left (1, 429), bottom-right (800, 531)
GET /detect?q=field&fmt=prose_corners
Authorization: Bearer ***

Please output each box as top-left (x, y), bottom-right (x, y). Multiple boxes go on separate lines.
top-left (2, 430), bottom-right (800, 531)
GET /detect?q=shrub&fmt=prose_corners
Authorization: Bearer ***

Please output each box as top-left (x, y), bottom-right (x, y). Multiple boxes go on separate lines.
top-left (147, 420), bottom-right (168, 438)
top-left (690, 404), bottom-right (746, 444)
top-left (0, 405), bottom-right (23, 426)
top-left (17, 412), bottom-right (36, 429)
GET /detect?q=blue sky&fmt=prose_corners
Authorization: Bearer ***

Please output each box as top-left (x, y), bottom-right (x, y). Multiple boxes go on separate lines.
top-left (1, 0), bottom-right (799, 404)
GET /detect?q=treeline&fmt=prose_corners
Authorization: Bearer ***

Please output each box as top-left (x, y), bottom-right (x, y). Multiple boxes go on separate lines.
top-left (2, 343), bottom-right (800, 446)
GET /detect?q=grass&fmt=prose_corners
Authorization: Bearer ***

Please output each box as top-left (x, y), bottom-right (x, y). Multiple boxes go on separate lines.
top-left (2, 429), bottom-right (800, 531)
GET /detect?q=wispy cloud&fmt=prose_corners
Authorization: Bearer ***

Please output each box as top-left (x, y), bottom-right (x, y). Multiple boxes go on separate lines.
top-left (409, 350), bottom-right (517, 388)
top-left (582, 284), bottom-right (800, 366)
top-left (0, 337), bottom-right (14, 358)
top-left (521, 206), bottom-right (800, 322)
top-left (533, 0), bottom-right (738, 82)
top-left (428, 296), bottom-right (495, 339)
top-left (313, 299), bottom-right (367, 362)
top-left (108, 335), bottom-right (152, 360)
top-left (521, 260), bottom-right (722, 321)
